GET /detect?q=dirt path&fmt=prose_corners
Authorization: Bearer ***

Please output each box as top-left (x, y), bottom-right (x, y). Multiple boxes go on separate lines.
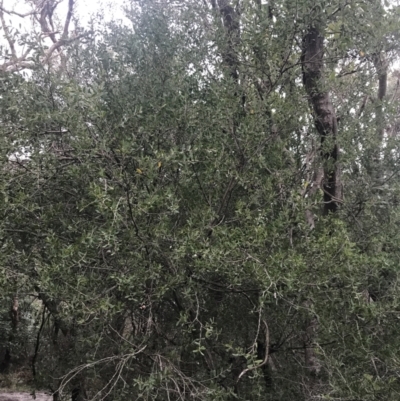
top-left (0, 393), bottom-right (52, 401)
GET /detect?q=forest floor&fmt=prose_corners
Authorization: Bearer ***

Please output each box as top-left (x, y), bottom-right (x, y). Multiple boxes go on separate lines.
top-left (0, 393), bottom-right (51, 401)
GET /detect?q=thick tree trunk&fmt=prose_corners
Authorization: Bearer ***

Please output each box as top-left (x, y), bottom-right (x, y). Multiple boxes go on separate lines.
top-left (301, 26), bottom-right (340, 395)
top-left (302, 26), bottom-right (341, 214)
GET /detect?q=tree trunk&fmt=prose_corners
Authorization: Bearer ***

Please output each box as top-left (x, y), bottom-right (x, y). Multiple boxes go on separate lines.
top-left (301, 26), bottom-right (341, 214)
top-left (301, 25), bottom-right (340, 397)
top-left (0, 294), bottom-right (19, 373)
top-left (371, 52), bottom-right (388, 183)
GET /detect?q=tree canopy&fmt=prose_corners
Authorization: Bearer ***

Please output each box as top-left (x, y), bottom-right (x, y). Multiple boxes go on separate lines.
top-left (1, 0), bottom-right (400, 400)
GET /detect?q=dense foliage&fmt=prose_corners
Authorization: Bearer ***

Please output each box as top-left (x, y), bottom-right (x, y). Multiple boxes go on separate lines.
top-left (1, 0), bottom-right (400, 400)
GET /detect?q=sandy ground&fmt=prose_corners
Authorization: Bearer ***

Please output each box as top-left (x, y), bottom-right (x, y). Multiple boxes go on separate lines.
top-left (0, 393), bottom-right (52, 401)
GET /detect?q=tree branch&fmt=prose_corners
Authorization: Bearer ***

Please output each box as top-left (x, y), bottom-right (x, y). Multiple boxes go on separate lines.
top-left (0, 5), bottom-right (36, 18)
top-left (0, 0), bottom-right (84, 72)
top-left (237, 320), bottom-right (269, 381)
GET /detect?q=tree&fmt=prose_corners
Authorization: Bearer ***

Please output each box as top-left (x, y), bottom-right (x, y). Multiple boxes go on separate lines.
top-left (1, 0), bottom-right (400, 400)
top-left (0, 0), bottom-right (88, 72)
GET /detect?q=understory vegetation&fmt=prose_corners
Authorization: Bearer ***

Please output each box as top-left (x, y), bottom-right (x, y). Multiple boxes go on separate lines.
top-left (1, 0), bottom-right (400, 400)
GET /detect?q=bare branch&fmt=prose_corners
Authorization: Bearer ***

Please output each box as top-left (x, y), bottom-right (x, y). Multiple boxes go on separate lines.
top-left (36, 0), bottom-right (59, 44)
top-left (62, 0), bottom-right (74, 38)
top-left (0, 6), bottom-right (36, 18)
top-left (0, 0), bottom-right (82, 72)
top-left (43, 32), bottom-right (86, 64)
top-left (1, 42), bottom-right (36, 72)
